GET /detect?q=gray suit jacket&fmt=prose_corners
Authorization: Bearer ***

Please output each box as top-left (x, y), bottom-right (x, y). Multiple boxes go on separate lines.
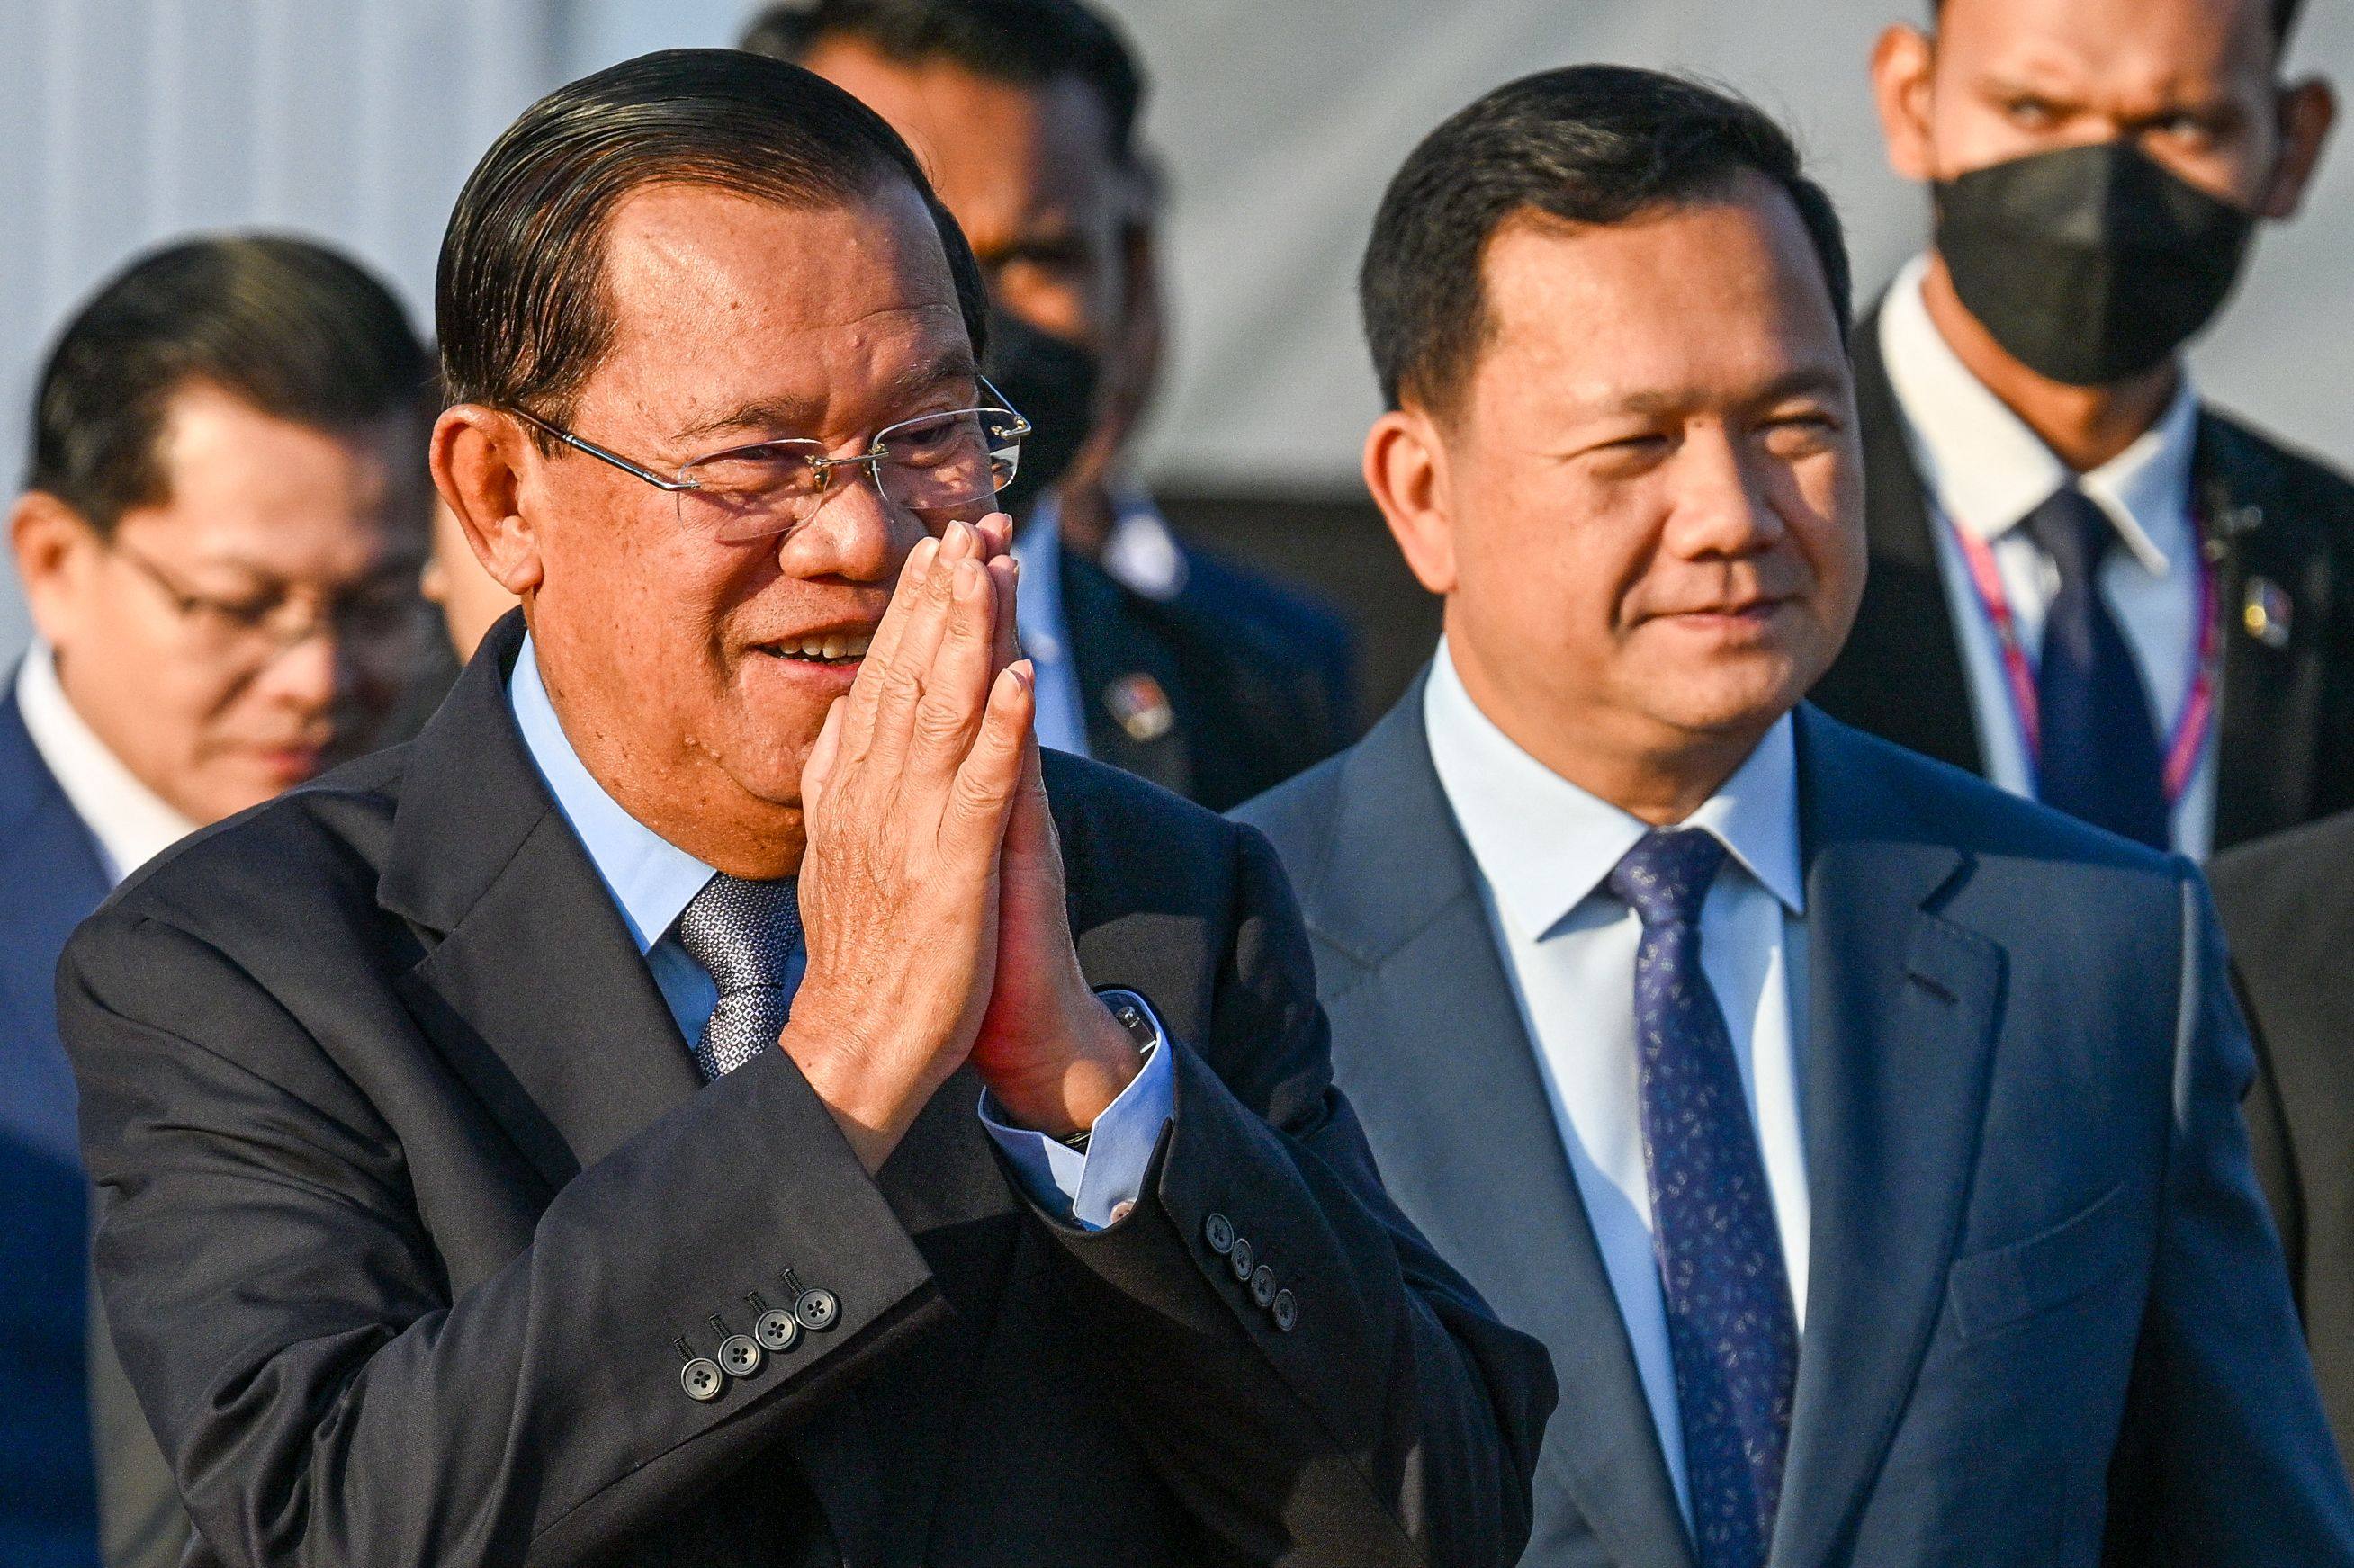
top-left (1237, 679), bottom-right (2354, 1566)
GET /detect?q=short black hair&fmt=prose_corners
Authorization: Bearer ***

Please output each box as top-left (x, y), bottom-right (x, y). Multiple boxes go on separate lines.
top-left (740, 0), bottom-right (1146, 165)
top-left (1361, 66), bottom-right (1852, 417)
top-left (26, 235), bottom-right (430, 535)
top-left (438, 48), bottom-right (988, 434)
top-left (1930, 0), bottom-right (2305, 47)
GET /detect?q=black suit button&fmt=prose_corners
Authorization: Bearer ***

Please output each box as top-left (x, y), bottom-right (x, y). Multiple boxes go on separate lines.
top-left (1272, 1289), bottom-right (1298, 1332)
top-left (680, 1357), bottom-right (726, 1402)
top-left (795, 1288), bottom-right (840, 1331)
top-left (756, 1309), bottom-right (802, 1352)
top-left (719, 1334), bottom-right (764, 1377)
top-left (1204, 1213), bottom-right (1235, 1254)
top-left (1228, 1237), bottom-right (1254, 1281)
top-left (1251, 1265), bottom-right (1277, 1308)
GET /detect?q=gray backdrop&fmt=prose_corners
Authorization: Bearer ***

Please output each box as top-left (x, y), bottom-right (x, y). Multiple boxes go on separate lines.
top-left (3, 0), bottom-right (2350, 656)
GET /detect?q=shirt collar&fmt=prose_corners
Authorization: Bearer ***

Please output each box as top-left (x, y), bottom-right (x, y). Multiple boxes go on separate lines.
top-left (509, 633), bottom-right (716, 952)
top-left (14, 641), bottom-right (198, 883)
top-left (1011, 497), bottom-right (1069, 665)
top-left (1422, 641), bottom-right (1803, 942)
top-left (1879, 254), bottom-right (2196, 578)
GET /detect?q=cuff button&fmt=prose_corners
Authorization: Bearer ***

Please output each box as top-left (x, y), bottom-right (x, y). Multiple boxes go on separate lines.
top-left (755, 1309), bottom-right (802, 1353)
top-left (1228, 1237), bottom-right (1255, 1281)
top-left (719, 1335), bottom-right (764, 1377)
top-left (680, 1357), bottom-right (726, 1402)
top-left (1203, 1213), bottom-right (1235, 1255)
top-left (1272, 1288), bottom-right (1298, 1332)
top-left (1250, 1264), bottom-right (1277, 1308)
top-left (795, 1288), bottom-right (840, 1332)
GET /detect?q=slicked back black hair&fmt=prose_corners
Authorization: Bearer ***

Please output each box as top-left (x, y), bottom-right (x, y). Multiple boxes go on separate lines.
top-left (28, 235), bottom-right (430, 535)
top-left (740, 0), bottom-right (1145, 165)
top-left (1361, 66), bottom-right (1852, 417)
top-left (438, 48), bottom-right (988, 435)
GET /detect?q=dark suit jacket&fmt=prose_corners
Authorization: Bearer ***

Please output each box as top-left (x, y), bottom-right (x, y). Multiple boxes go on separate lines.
top-left (1063, 542), bottom-right (1356, 812)
top-left (1237, 682), bottom-right (2354, 1565)
top-left (1810, 301), bottom-right (2354, 851)
top-left (2211, 811), bottom-right (2354, 1476)
top-left (0, 685), bottom-right (187, 1568)
top-left (57, 615), bottom-right (1551, 1568)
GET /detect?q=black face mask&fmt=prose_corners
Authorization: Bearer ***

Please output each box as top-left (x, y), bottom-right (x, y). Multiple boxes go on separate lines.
top-left (1933, 140), bottom-right (2257, 388)
top-left (978, 308), bottom-right (1101, 520)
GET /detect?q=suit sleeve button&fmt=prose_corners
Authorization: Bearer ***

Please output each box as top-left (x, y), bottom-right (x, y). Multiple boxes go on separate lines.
top-left (1250, 1265), bottom-right (1277, 1308)
top-left (756, 1309), bottom-right (802, 1352)
top-left (719, 1335), bottom-right (764, 1377)
top-left (1228, 1237), bottom-right (1254, 1281)
top-left (1204, 1213), bottom-right (1235, 1254)
top-left (680, 1357), bottom-right (727, 1402)
top-left (795, 1288), bottom-right (840, 1331)
top-left (1271, 1289), bottom-right (1298, 1331)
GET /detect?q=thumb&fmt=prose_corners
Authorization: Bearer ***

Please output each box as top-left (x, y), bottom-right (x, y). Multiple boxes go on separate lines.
top-left (803, 694), bottom-right (847, 820)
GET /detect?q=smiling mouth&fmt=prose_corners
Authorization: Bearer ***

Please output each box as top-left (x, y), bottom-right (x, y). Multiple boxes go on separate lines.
top-left (757, 631), bottom-right (875, 665)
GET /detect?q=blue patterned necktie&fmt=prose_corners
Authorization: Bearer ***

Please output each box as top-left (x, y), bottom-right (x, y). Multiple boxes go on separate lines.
top-left (2026, 486), bottom-right (2170, 850)
top-left (674, 874), bottom-right (803, 1080)
top-left (1609, 829), bottom-right (1798, 1568)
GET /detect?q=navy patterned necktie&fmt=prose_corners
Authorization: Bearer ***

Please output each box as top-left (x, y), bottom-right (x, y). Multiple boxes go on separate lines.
top-left (2026, 486), bottom-right (2170, 850)
top-left (1609, 829), bottom-right (1799, 1568)
top-left (674, 874), bottom-right (803, 1080)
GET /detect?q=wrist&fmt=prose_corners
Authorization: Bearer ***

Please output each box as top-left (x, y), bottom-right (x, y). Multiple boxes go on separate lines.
top-left (984, 993), bottom-right (1145, 1140)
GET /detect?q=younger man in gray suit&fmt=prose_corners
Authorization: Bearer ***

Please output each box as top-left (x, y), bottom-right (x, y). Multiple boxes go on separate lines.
top-left (1238, 66), bottom-right (2352, 1567)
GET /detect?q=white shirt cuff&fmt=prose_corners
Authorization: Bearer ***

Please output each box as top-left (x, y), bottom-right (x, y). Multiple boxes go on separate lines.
top-left (977, 990), bottom-right (1173, 1230)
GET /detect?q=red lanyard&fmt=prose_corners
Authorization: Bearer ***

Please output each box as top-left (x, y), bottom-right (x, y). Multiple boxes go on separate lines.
top-left (1949, 514), bottom-right (2220, 804)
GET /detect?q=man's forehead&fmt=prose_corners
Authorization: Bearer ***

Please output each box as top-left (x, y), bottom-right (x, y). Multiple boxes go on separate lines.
top-left (1472, 193), bottom-right (1845, 408)
top-left (1936, 0), bottom-right (2278, 82)
top-left (588, 182), bottom-right (969, 434)
top-left (801, 40), bottom-right (1116, 242)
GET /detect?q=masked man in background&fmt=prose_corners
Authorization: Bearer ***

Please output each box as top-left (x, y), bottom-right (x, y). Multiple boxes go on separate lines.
top-left (746, 0), bottom-right (1358, 809)
top-left (1811, 0), bottom-right (2351, 857)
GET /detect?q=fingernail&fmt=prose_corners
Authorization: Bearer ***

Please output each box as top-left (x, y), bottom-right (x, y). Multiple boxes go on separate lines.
top-left (955, 558), bottom-right (984, 597)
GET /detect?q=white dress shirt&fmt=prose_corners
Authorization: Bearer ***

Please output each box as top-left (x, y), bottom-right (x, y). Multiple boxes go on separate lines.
top-left (1879, 255), bottom-right (2219, 858)
top-left (508, 634), bottom-right (1170, 1229)
top-left (1423, 642), bottom-right (1810, 1525)
top-left (14, 641), bottom-right (197, 883)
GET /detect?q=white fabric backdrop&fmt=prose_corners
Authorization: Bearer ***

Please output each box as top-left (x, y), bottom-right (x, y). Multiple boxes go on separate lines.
top-left (4, 0), bottom-right (2351, 657)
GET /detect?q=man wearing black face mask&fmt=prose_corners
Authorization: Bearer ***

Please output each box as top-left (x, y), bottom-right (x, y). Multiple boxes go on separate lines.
top-left (1812, 0), bottom-right (2351, 860)
top-left (744, 0), bottom-right (1358, 811)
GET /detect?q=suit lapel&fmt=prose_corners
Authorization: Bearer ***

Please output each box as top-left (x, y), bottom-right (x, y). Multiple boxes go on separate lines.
top-left (1771, 710), bottom-right (2004, 1566)
top-left (1813, 300), bottom-right (1985, 776)
top-left (378, 616), bottom-right (908, 1563)
top-left (1307, 686), bottom-right (1695, 1568)
top-left (2195, 416), bottom-right (2323, 849)
top-left (1059, 549), bottom-right (1194, 795)
top-left (381, 618), bottom-right (701, 1195)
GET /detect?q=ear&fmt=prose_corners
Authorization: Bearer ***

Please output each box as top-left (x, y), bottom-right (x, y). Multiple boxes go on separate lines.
top-left (2258, 76), bottom-right (2337, 220)
top-left (9, 490), bottom-right (103, 648)
top-left (1871, 23), bottom-right (1942, 183)
top-left (1363, 406), bottom-right (1458, 596)
top-left (432, 405), bottom-right (545, 600)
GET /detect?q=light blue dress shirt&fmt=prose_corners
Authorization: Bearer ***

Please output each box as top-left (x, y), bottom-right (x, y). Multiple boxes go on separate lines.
top-left (508, 633), bottom-right (1171, 1228)
top-left (1422, 642), bottom-right (1810, 1527)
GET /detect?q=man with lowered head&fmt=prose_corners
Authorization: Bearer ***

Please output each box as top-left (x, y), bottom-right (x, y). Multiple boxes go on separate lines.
top-left (56, 49), bottom-right (1550, 1568)
top-left (3, 235), bottom-right (433, 1568)
top-left (1237, 67), bottom-right (2353, 1566)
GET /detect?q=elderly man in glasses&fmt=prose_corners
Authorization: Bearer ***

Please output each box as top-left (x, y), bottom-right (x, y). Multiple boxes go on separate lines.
top-left (53, 50), bottom-right (1551, 1568)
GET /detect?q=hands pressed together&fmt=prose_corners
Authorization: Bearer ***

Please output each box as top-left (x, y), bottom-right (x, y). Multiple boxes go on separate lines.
top-left (786, 515), bottom-right (1143, 1173)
